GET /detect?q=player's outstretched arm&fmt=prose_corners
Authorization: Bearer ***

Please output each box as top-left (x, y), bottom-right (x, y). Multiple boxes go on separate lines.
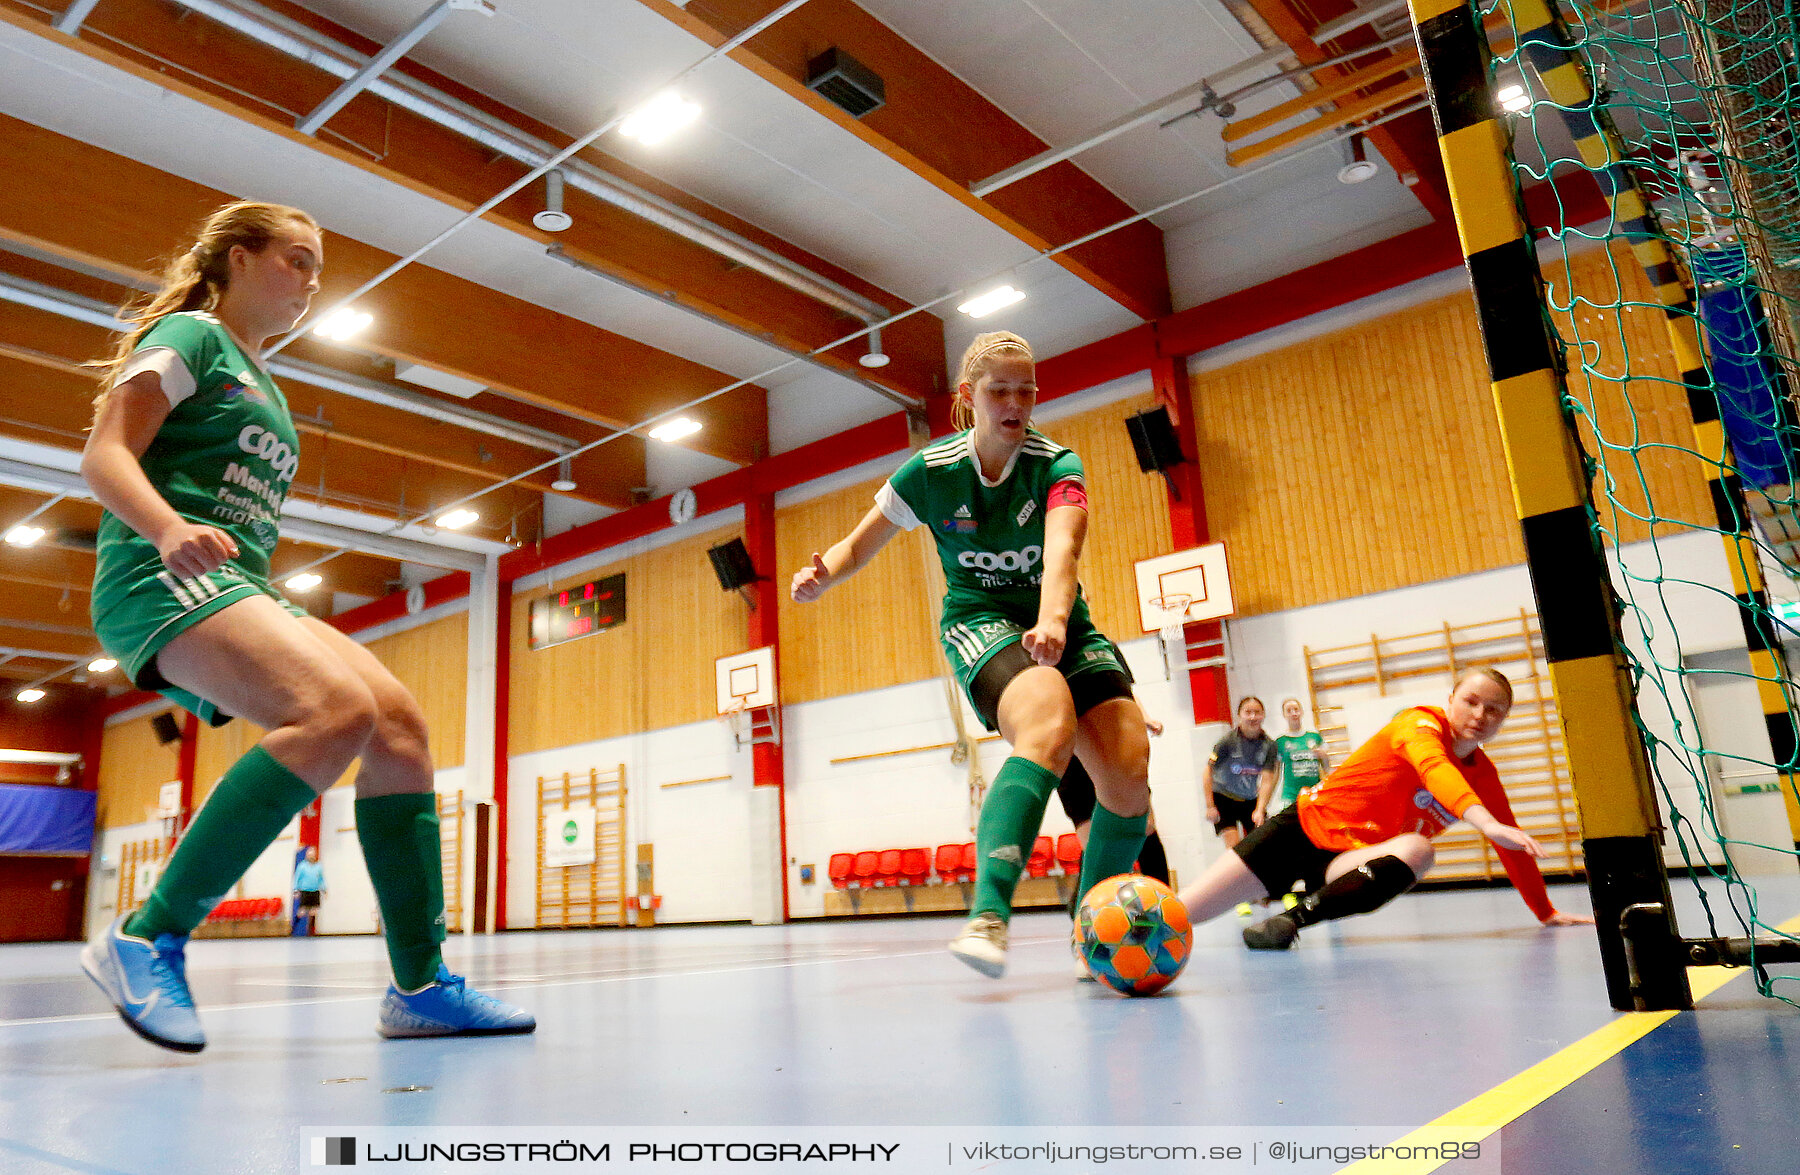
top-left (82, 372), bottom-right (238, 578)
top-left (1462, 804), bottom-right (1545, 858)
top-left (790, 505), bottom-right (899, 602)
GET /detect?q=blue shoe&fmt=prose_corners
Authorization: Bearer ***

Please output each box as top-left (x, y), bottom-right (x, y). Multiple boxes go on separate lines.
top-left (377, 966), bottom-right (535, 1038)
top-left (79, 917), bottom-right (205, 1053)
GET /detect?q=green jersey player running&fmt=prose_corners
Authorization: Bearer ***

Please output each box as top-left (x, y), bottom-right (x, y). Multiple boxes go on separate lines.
top-left (78, 201), bottom-right (531, 1051)
top-left (791, 331), bottom-right (1151, 978)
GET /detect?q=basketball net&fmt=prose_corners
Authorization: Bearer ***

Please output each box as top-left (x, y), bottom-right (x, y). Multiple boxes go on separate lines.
top-left (1149, 593), bottom-right (1192, 678)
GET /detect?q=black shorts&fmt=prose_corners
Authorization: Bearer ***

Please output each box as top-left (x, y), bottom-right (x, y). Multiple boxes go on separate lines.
top-left (968, 640), bottom-right (1134, 732)
top-left (1212, 793), bottom-right (1257, 835)
top-left (296, 890), bottom-right (321, 911)
top-left (1232, 806), bottom-right (1337, 897)
top-left (1057, 756), bottom-right (1098, 827)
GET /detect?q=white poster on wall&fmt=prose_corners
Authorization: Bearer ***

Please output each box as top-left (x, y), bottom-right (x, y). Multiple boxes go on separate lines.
top-left (543, 808), bottom-right (596, 869)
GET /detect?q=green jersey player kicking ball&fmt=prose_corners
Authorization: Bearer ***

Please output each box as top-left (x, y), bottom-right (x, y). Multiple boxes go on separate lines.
top-left (79, 201), bottom-right (531, 1051)
top-left (791, 331), bottom-right (1151, 978)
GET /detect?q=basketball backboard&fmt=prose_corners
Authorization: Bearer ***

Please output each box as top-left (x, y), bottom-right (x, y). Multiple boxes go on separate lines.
top-left (716, 646), bottom-right (777, 713)
top-left (1133, 543), bottom-right (1235, 632)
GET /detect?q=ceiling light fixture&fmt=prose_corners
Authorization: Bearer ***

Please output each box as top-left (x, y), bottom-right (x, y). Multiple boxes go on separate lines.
top-left (533, 168), bottom-right (573, 233)
top-left (87, 657), bottom-right (117, 673)
top-left (859, 326), bottom-right (891, 369)
top-left (16, 688), bottom-right (45, 703)
top-left (957, 279), bottom-right (1026, 319)
top-left (312, 307), bottom-right (373, 341)
top-left (1496, 83), bottom-right (1530, 114)
top-left (1337, 133), bottom-right (1379, 185)
top-left (648, 417), bottom-right (702, 443)
top-left (3, 524), bottom-right (45, 547)
top-left (435, 507), bottom-right (480, 530)
top-left (551, 457), bottom-right (578, 493)
top-left (618, 90), bottom-right (702, 147)
top-left (285, 571), bottom-right (323, 592)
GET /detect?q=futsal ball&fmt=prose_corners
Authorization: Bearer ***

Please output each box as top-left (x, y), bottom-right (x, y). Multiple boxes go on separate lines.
top-left (1074, 873), bottom-right (1192, 996)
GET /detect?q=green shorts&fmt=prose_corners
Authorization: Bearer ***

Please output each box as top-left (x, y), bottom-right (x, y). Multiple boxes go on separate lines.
top-left (939, 602), bottom-right (1126, 731)
top-left (91, 562), bottom-right (307, 726)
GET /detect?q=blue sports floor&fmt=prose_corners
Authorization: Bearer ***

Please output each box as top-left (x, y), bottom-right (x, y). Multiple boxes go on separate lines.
top-left (0, 878), bottom-right (1794, 1174)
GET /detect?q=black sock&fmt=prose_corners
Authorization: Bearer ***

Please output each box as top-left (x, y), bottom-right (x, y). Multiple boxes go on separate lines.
top-left (1134, 829), bottom-right (1170, 887)
top-left (1289, 855), bottom-right (1417, 928)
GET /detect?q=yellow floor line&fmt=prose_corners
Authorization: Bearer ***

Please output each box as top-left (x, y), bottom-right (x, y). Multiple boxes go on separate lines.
top-left (1341, 914), bottom-right (1799, 1174)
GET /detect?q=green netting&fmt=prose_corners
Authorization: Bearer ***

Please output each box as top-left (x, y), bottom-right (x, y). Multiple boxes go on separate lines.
top-left (1481, 0), bottom-right (1800, 1001)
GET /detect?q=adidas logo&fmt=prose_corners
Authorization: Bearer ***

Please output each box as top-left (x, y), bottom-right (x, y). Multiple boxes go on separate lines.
top-left (988, 845), bottom-right (1023, 866)
top-left (954, 504), bottom-right (972, 518)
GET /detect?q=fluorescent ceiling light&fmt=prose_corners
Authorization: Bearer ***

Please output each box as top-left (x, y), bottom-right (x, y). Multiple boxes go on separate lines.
top-left (1496, 84), bottom-right (1530, 113)
top-left (957, 284), bottom-right (1026, 319)
top-left (435, 507), bottom-right (480, 530)
top-left (285, 572), bottom-right (323, 592)
top-left (3, 524), bottom-right (45, 547)
top-left (394, 363), bottom-right (486, 399)
top-left (619, 90), bottom-right (702, 146)
top-left (88, 657), bottom-right (118, 673)
top-left (313, 307), bottom-right (373, 341)
top-left (15, 688), bottom-right (44, 703)
top-left (648, 417), bottom-right (702, 443)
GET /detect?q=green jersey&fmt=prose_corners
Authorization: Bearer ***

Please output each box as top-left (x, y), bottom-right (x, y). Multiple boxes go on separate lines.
top-left (876, 428), bottom-right (1121, 724)
top-left (1274, 730), bottom-right (1328, 807)
top-left (92, 311), bottom-right (298, 616)
top-left (878, 427), bottom-right (1085, 619)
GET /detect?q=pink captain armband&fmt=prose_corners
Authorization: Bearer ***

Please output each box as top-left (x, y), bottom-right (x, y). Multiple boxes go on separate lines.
top-left (1047, 478), bottom-right (1087, 512)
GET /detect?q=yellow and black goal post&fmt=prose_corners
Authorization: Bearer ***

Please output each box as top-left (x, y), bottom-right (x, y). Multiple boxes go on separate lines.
top-left (1407, 0), bottom-right (1690, 1010)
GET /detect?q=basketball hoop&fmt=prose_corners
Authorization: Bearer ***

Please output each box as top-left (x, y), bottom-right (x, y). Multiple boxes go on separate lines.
top-left (1148, 593), bottom-right (1192, 639)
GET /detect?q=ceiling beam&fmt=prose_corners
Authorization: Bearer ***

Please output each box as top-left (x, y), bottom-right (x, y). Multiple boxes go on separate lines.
top-left (636, 0), bottom-right (1172, 321)
top-left (1, 0), bottom-right (942, 407)
top-left (1235, 0), bottom-right (1453, 222)
top-left (0, 104), bottom-right (770, 468)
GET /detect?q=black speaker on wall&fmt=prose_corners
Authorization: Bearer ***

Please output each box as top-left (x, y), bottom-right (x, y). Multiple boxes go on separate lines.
top-left (1124, 405), bottom-right (1187, 473)
top-left (707, 538), bottom-right (760, 592)
top-left (151, 712), bottom-right (183, 745)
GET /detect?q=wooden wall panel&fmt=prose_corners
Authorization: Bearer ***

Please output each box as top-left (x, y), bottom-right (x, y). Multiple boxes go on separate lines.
top-left (97, 710), bottom-right (179, 830)
top-left (1185, 244), bottom-right (1704, 616)
top-left (508, 527), bottom-right (745, 755)
top-left (364, 612), bottom-right (468, 770)
top-left (775, 478), bottom-right (941, 706)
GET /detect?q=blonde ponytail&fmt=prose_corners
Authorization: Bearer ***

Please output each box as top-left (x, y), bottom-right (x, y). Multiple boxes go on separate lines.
top-left (90, 201), bottom-right (317, 416)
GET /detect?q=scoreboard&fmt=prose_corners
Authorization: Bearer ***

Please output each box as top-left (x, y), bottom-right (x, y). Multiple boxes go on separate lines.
top-left (528, 573), bottom-right (626, 650)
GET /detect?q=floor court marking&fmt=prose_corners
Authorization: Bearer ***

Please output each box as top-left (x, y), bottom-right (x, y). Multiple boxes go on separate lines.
top-left (0, 936), bottom-right (989, 1031)
top-left (1342, 912), bottom-right (1800, 1174)
top-left (0, 1135), bottom-right (136, 1175)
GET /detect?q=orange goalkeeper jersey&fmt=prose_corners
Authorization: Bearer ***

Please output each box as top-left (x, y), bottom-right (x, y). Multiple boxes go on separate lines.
top-left (1296, 706), bottom-right (1553, 920)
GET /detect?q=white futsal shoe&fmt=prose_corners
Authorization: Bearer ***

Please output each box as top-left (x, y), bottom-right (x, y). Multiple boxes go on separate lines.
top-left (948, 912), bottom-right (1009, 978)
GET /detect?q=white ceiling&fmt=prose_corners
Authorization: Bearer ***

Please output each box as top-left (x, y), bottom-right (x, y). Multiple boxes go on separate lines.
top-left (0, 0), bottom-right (1447, 479)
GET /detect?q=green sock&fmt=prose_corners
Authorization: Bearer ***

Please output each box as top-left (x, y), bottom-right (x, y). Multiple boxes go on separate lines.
top-left (1077, 802), bottom-right (1149, 901)
top-left (356, 793), bottom-right (448, 990)
top-left (970, 756), bottom-right (1060, 923)
top-left (126, 745), bottom-right (318, 940)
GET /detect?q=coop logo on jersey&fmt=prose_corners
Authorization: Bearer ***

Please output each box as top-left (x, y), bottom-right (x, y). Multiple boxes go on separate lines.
top-left (958, 545), bottom-right (1042, 572)
top-left (1016, 499), bottom-right (1036, 526)
top-left (237, 424), bottom-right (300, 482)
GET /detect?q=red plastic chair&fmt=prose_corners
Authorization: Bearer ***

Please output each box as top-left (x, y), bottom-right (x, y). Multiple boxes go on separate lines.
top-left (1056, 832), bottom-right (1082, 876)
top-left (899, 848), bottom-right (930, 886)
top-left (263, 897), bottom-right (281, 918)
top-left (851, 850), bottom-right (880, 888)
top-left (875, 849), bottom-right (903, 887)
top-left (934, 843), bottom-right (964, 883)
top-left (1026, 835), bottom-right (1054, 878)
top-left (958, 842), bottom-right (977, 881)
top-left (828, 853), bottom-right (855, 889)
